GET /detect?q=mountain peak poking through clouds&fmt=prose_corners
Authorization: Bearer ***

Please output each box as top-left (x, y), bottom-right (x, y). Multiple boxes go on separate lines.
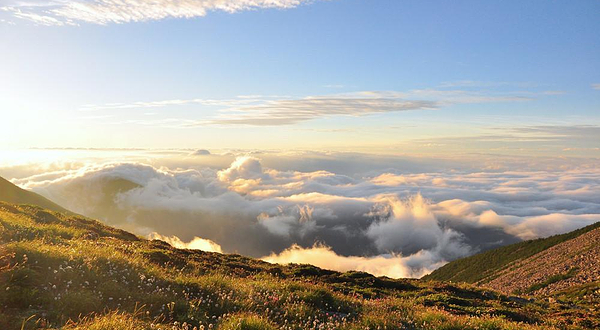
top-left (191, 149), bottom-right (211, 156)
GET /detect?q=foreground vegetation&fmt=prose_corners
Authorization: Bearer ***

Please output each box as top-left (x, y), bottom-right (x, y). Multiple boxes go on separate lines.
top-left (1, 202), bottom-right (597, 329)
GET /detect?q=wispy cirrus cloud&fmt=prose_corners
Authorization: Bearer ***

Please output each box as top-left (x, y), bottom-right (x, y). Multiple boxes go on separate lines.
top-left (81, 89), bottom-right (535, 126)
top-left (80, 98), bottom-right (264, 112)
top-left (199, 96), bottom-right (437, 126)
top-left (8, 7), bottom-right (70, 26)
top-left (79, 95), bottom-right (290, 112)
top-left (438, 81), bottom-right (564, 96)
top-left (405, 125), bottom-right (600, 157)
top-left (439, 80), bottom-right (540, 89)
top-left (506, 125), bottom-right (600, 141)
top-left (3, 0), bottom-right (317, 25)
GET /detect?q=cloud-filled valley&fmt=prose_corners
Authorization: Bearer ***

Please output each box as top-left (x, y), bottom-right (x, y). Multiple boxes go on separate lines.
top-left (4, 150), bottom-right (600, 278)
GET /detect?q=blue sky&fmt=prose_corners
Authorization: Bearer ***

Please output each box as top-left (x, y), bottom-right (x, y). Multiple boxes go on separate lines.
top-left (1, 0), bottom-right (599, 154)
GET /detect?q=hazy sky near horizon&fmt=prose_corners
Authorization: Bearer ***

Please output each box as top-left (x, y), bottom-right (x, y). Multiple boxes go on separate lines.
top-left (1, 0), bottom-right (600, 156)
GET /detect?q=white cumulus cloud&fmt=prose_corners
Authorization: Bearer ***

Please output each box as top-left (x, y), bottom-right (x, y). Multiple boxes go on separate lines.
top-left (149, 232), bottom-right (223, 253)
top-left (262, 244), bottom-right (447, 278)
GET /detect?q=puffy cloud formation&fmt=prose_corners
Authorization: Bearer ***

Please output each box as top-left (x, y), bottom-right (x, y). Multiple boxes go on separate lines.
top-left (218, 156), bottom-right (268, 182)
top-left (3, 0), bottom-right (315, 25)
top-left (258, 205), bottom-right (318, 238)
top-left (366, 195), bottom-right (469, 258)
top-left (262, 244), bottom-right (446, 278)
top-left (149, 232), bottom-right (223, 253)
top-left (5, 151), bottom-right (600, 278)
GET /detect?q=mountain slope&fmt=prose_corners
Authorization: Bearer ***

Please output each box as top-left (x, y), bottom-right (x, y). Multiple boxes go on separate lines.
top-left (482, 226), bottom-right (599, 296)
top-left (0, 176), bottom-right (70, 214)
top-left (424, 221), bottom-right (600, 284)
top-left (1, 202), bottom-right (596, 329)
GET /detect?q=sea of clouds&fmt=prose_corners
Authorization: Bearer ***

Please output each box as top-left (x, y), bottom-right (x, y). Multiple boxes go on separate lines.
top-left (3, 149), bottom-right (600, 278)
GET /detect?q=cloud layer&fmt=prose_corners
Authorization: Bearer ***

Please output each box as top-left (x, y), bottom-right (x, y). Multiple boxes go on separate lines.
top-left (6, 151), bottom-right (600, 278)
top-left (2, 0), bottom-right (315, 25)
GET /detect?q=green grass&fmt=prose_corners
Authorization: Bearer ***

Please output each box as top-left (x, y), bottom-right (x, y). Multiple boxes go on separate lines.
top-left (0, 202), bottom-right (597, 329)
top-left (424, 221), bottom-right (600, 284)
top-left (218, 314), bottom-right (276, 330)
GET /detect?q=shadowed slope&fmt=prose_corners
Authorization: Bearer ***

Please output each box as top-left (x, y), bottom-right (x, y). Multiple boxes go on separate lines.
top-left (0, 176), bottom-right (70, 214)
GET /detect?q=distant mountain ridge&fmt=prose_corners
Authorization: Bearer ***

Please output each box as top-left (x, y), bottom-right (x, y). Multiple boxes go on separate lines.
top-left (0, 176), bottom-right (70, 214)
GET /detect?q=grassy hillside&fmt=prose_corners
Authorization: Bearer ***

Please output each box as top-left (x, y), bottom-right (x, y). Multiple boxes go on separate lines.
top-left (0, 202), bottom-right (597, 330)
top-left (0, 177), bottom-right (70, 214)
top-left (480, 226), bottom-right (599, 305)
top-left (424, 221), bottom-right (600, 284)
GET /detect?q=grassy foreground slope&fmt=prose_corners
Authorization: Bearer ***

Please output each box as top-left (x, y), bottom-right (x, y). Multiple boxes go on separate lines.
top-left (0, 177), bottom-right (70, 214)
top-left (0, 203), bottom-right (598, 329)
top-left (424, 221), bottom-right (600, 284)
